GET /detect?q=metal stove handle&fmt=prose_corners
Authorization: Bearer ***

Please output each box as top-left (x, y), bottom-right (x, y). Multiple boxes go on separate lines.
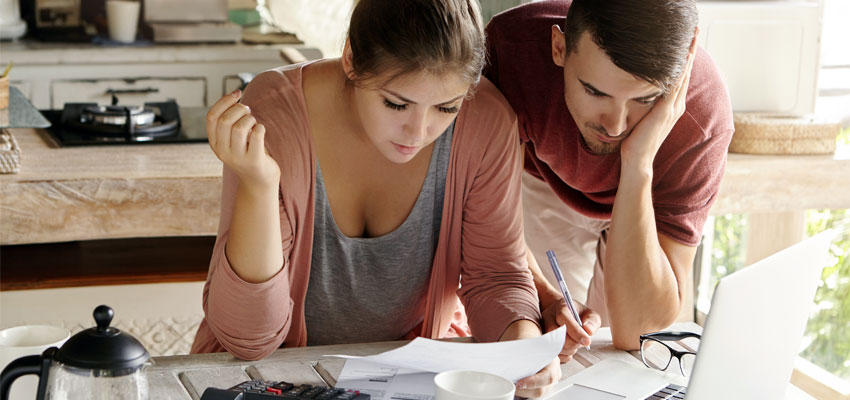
top-left (105, 88), bottom-right (160, 95)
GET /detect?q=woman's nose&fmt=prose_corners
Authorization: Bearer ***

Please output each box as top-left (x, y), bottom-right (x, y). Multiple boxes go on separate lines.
top-left (405, 111), bottom-right (429, 144)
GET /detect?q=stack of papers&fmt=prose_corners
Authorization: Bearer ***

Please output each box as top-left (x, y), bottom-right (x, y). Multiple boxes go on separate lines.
top-left (330, 326), bottom-right (566, 400)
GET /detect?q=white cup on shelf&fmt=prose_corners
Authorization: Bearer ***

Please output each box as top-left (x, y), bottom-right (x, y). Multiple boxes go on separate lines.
top-left (0, 325), bottom-right (71, 400)
top-left (434, 370), bottom-right (516, 400)
top-left (106, 0), bottom-right (141, 43)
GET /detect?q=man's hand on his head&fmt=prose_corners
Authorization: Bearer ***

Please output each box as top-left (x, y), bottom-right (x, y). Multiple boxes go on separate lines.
top-left (620, 28), bottom-right (700, 170)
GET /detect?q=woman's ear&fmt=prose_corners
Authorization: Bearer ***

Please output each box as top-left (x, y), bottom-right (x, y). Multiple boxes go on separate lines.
top-left (342, 38), bottom-right (356, 80)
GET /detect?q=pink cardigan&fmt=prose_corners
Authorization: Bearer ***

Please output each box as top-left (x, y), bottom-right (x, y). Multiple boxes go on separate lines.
top-left (190, 63), bottom-right (541, 360)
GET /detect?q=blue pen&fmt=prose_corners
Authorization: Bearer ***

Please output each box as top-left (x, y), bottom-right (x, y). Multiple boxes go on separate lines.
top-left (546, 249), bottom-right (590, 351)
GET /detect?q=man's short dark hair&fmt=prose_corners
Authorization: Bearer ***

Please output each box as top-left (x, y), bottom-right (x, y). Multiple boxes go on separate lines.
top-left (563, 0), bottom-right (698, 93)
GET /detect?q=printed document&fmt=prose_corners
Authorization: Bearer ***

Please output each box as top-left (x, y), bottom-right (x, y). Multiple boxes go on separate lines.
top-left (333, 325), bottom-right (566, 400)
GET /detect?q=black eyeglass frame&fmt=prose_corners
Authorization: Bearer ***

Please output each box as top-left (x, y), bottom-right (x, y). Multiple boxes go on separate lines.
top-left (639, 331), bottom-right (701, 376)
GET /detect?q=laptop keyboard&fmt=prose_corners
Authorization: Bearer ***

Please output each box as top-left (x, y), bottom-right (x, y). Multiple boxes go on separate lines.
top-left (646, 383), bottom-right (687, 399)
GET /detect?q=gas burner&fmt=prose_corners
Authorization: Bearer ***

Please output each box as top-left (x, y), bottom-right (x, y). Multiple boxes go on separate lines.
top-left (80, 105), bottom-right (157, 126)
top-left (42, 100), bottom-right (208, 147)
top-left (60, 100), bottom-right (181, 140)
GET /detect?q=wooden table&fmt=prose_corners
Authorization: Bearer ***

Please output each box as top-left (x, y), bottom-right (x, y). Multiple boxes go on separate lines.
top-left (2, 127), bottom-right (849, 246)
top-left (0, 128), bottom-right (221, 245)
top-left (144, 323), bottom-right (813, 399)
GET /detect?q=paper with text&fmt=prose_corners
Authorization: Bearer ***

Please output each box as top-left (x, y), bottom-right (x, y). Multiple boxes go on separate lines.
top-left (332, 324), bottom-right (565, 398)
top-left (336, 358), bottom-right (437, 400)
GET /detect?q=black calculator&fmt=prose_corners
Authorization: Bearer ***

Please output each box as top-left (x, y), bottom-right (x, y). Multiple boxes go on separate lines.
top-left (199, 379), bottom-right (371, 400)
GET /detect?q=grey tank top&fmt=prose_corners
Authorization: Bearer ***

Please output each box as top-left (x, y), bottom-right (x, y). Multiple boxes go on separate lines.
top-left (305, 122), bottom-right (454, 345)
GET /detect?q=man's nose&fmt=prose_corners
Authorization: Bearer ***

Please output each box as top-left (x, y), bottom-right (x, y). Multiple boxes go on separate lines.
top-left (600, 105), bottom-right (628, 137)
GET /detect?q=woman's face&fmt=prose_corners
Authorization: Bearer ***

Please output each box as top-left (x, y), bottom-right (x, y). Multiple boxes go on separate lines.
top-left (351, 70), bottom-right (469, 164)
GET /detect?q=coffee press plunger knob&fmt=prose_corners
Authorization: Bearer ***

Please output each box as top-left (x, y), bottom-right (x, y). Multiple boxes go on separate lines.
top-left (93, 305), bottom-right (115, 332)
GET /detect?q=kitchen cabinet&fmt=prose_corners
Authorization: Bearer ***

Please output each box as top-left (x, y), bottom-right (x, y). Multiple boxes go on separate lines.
top-left (0, 41), bottom-right (321, 109)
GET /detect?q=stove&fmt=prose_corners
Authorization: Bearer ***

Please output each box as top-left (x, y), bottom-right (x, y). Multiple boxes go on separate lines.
top-left (42, 98), bottom-right (209, 147)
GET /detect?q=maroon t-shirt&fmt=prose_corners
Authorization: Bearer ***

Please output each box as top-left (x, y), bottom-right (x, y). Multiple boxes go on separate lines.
top-left (483, 0), bottom-right (734, 246)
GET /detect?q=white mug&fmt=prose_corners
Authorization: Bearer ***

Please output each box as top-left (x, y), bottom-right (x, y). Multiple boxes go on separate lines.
top-left (106, 0), bottom-right (141, 43)
top-left (0, 325), bottom-right (71, 400)
top-left (434, 370), bottom-right (516, 400)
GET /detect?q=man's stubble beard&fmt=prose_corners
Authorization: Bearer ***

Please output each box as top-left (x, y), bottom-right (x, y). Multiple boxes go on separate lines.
top-left (579, 125), bottom-right (625, 155)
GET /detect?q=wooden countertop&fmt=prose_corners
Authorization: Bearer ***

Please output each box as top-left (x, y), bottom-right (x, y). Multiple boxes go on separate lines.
top-left (1, 127), bottom-right (849, 245)
top-left (2, 128), bottom-right (219, 181)
top-left (0, 128), bottom-right (221, 245)
top-left (713, 150), bottom-right (850, 214)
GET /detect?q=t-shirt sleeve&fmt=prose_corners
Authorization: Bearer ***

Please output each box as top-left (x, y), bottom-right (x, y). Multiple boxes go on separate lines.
top-left (653, 116), bottom-right (734, 246)
top-left (483, 12), bottom-right (533, 144)
top-left (483, 17), bottom-right (501, 92)
top-left (653, 48), bottom-right (735, 246)
top-left (199, 69), bottom-right (304, 360)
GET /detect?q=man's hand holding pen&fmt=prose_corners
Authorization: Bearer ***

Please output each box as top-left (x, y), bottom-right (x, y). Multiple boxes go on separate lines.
top-left (541, 299), bottom-right (602, 363)
top-left (544, 250), bottom-right (603, 363)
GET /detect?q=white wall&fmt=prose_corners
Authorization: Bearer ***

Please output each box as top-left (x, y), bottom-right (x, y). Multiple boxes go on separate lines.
top-left (265, 0), bottom-right (354, 58)
top-left (0, 282), bottom-right (205, 356)
top-left (262, 0), bottom-right (536, 59)
top-left (816, 0), bottom-right (850, 127)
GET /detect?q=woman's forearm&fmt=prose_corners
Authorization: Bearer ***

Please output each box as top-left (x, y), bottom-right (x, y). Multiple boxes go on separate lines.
top-left (226, 181), bottom-right (285, 283)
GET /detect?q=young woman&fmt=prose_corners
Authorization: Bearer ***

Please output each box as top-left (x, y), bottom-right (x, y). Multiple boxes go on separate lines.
top-left (191, 0), bottom-right (559, 396)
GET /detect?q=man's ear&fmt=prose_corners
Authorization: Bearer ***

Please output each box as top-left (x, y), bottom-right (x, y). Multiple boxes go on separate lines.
top-left (690, 26), bottom-right (700, 54)
top-left (551, 25), bottom-right (567, 67)
top-left (342, 38), bottom-right (356, 80)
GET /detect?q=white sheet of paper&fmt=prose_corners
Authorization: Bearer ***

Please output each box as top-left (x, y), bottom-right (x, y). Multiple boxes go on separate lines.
top-left (331, 325), bottom-right (565, 382)
top-left (336, 357), bottom-right (437, 400)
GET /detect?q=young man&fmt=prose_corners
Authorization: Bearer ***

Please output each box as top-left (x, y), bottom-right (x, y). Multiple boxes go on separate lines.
top-left (484, 0), bottom-right (734, 354)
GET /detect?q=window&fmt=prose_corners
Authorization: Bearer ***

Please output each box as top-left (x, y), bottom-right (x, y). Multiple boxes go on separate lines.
top-left (698, 1), bottom-right (850, 391)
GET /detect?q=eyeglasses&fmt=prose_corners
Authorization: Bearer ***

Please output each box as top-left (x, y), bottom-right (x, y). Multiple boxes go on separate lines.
top-left (639, 331), bottom-right (701, 377)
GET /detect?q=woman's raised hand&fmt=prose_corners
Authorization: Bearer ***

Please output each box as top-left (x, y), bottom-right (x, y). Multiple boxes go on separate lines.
top-left (206, 89), bottom-right (281, 188)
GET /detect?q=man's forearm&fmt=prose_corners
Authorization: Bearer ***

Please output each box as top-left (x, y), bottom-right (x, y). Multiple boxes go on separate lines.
top-left (604, 165), bottom-right (682, 350)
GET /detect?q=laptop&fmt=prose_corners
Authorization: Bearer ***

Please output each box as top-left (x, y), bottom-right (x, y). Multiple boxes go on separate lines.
top-left (534, 230), bottom-right (836, 400)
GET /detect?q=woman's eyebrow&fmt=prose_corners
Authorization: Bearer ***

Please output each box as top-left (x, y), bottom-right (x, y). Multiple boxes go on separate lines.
top-left (383, 89), bottom-right (465, 106)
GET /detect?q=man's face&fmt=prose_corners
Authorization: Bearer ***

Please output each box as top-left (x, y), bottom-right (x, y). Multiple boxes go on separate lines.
top-left (552, 28), bottom-right (664, 155)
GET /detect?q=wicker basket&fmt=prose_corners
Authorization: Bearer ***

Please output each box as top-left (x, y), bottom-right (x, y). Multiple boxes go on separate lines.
top-left (0, 128), bottom-right (21, 174)
top-left (731, 113), bottom-right (840, 155)
top-left (0, 76), bottom-right (9, 109)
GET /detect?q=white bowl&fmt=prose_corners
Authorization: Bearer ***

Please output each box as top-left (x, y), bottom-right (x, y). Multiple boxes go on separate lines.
top-left (434, 370), bottom-right (515, 400)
